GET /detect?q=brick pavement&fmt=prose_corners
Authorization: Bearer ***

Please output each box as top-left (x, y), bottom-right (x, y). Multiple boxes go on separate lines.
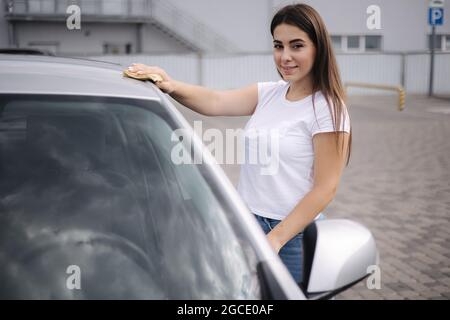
top-left (328, 95), bottom-right (450, 300)
top-left (174, 94), bottom-right (450, 300)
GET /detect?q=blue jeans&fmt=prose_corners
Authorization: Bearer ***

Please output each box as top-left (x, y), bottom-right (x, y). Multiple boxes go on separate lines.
top-left (254, 213), bottom-right (324, 284)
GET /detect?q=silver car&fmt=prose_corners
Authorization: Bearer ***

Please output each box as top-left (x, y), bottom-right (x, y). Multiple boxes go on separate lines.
top-left (0, 54), bottom-right (378, 299)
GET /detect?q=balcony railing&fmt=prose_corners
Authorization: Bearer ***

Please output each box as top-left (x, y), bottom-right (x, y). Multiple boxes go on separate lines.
top-left (3, 0), bottom-right (239, 52)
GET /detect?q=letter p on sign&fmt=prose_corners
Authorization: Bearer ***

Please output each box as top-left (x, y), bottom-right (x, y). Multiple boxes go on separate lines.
top-left (429, 0), bottom-right (444, 26)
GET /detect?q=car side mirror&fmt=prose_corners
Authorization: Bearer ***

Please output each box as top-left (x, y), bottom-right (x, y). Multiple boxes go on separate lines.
top-left (301, 219), bottom-right (379, 299)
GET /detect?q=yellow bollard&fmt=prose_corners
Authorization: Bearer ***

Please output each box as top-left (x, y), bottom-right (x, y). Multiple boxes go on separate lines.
top-left (398, 89), bottom-right (405, 111)
top-left (345, 82), bottom-right (406, 111)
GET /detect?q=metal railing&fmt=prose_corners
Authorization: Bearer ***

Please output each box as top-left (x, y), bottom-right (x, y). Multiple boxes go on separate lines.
top-left (3, 0), bottom-right (239, 53)
top-left (150, 1), bottom-right (238, 53)
top-left (345, 82), bottom-right (406, 111)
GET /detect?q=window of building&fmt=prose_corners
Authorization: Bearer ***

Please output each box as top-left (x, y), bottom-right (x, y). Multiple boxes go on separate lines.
top-left (331, 36), bottom-right (342, 52)
top-left (365, 35), bottom-right (382, 51)
top-left (429, 34), bottom-right (450, 51)
top-left (428, 34), bottom-right (443, 50)
top-left (347, 36), bottom-right (360, 50)
top-left (28, 0), bottom-right (56, 13)
top-left (332, 35), bottom-right (382, 52)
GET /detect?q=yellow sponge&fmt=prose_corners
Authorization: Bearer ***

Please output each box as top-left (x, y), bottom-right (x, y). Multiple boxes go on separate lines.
top-left (123, 69), bottom-right (163, 83)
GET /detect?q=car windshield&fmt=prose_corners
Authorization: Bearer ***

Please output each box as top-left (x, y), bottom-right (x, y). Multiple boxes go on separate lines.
top-left (0, 95), bottom-right (261, 299)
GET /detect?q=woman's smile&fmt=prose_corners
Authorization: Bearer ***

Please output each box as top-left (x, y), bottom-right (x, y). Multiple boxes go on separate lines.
top-left (281, 65), bottom-right (298, 75)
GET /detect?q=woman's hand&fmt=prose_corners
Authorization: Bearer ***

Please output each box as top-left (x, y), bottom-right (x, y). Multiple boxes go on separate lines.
top-left (267, 232), bottom-right (283, 254)
top-left (126, 63), bottom-right (176, 94)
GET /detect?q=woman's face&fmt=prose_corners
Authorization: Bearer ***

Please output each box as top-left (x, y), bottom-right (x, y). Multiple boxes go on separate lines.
top-left (272, 23), bottom-right (316, 85)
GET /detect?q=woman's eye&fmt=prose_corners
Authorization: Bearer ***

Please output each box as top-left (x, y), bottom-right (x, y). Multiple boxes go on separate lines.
top-left (273, 44), bottom-right (282, 49)
top-left (292, 44), bottom-right (304, 49)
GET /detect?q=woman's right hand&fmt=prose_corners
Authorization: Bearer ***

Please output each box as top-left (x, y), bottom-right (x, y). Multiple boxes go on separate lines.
top-left (126, 63), bottom-right (176, 94)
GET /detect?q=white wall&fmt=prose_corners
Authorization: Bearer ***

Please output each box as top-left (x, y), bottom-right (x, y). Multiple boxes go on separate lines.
top-left (17, 22), bottom-right (135, 55)
top-left (406, 53), bottom-right (450, 95)
top-left (168, 0), bottom-right (273, 52)
top-left (14, 21), bottom-right (190, 55)
top-left (276, 0), bottom-right (450, 52)
top-left (142, 25), bottom-right (192, 53)
top-left (89, 52), bottom-right (450, 95)
top-left (92, 53), bottom-right (199, 84)
top-left (170, 0), bottom-right (450, 52)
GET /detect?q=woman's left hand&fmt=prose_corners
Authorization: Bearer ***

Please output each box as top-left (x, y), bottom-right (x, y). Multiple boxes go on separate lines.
top-left (267, 232), bottom-right (283, 254)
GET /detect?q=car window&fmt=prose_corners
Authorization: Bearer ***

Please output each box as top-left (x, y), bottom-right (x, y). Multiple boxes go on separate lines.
top-left (0, 95), bottom-right (261, 299)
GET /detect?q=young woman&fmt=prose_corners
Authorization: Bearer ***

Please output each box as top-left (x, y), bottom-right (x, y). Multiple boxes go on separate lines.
top-left (126, 3), bottom-right (351, 284)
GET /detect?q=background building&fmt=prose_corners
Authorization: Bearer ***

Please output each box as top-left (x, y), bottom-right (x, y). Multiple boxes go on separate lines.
top-left (2, 0), bottom-right (450, 54)
top-left (1, 0), bottom-right (449, 94)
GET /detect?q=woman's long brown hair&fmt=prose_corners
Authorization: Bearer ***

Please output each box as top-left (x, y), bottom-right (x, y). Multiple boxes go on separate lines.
top-left (271, 4), bottom-right (352, 165)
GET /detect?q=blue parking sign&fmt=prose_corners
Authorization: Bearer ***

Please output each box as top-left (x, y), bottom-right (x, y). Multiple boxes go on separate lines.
top-left (429, 8), bottom-right (444, 25)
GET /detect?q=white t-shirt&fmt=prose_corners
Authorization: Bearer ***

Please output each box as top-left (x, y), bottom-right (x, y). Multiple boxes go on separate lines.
top-left (237, 80), bottom-right (351, 220)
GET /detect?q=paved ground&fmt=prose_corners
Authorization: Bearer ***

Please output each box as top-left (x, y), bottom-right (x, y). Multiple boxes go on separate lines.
top-left (173, 94), bottom-right (450, 300)
top-left (330, 95), bottom-right (450, 300)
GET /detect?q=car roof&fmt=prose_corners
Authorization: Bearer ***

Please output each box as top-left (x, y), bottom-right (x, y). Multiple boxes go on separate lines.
top-left (0, 54), bottom-right (162, 100)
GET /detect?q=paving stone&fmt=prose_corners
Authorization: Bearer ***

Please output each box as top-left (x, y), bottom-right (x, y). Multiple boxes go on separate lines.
top-left (429, 296), bottom-right (447, 300)
top-left (439, 278), bottom-right (450, 286)
top-left (441, 292), bottom-right (450, 299)
top-left (398, 290), bottom-right (421, 299)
